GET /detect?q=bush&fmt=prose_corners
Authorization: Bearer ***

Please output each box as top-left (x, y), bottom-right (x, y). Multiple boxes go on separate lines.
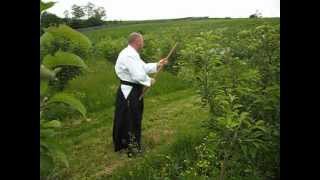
top-left (176, 27), bottom-right (279, 179)
top-left (41, 12), bottom-right (64, 29)
top-left (94, 37), bottom-right (127, 63)
top-left (40, 25), bottom-right (92, 90)
top-left (40, 24), bottom-right (92, 61)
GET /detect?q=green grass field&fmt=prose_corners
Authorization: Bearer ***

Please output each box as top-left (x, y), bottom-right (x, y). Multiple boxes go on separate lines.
top-left (49, 18), bottom-right (279, 179)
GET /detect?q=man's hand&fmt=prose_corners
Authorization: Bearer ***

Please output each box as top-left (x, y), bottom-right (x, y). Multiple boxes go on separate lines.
top-left (151, 78), bottom-right (156, 86)
top-left (159, 58), bottom-right (168, 65)
top-left (157, 58), bottom-right (168, 71)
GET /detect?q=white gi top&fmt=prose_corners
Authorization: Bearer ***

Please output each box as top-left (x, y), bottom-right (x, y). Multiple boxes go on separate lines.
top-left (115, 45), bottom-right (158, 99)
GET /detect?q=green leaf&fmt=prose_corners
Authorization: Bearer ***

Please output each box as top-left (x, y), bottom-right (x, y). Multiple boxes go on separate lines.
top-left (252, 142), bottom-right (261, 149)
top-left (43, 120), bottom-right (61, 128)
top-left (47, 93), bottom-right (87, 117)
top-left (239, 112), bottom-right (250, 121)
top-left (249, 148), bottom-right (257, 159)
top-left (255, 120), bottom-right (265, 126)
top-left (254, 126), bottom-right (267, 132)
top-left (40, 1), bottom-right (55, 13)
top-left (42, 51), bottom-right (88, 70)
top-left (40, 80), bottom-right (49, 97)
top-left (40, 65), bottom-right (55, 80)
top-left (40, 153), bottom-right (54, 176)
top-left (52, 148), bottom-right (69, 168)
top-left (41, 129), bottom-right (57, 139)
top-left (44, 140), bottom-right (69, 168)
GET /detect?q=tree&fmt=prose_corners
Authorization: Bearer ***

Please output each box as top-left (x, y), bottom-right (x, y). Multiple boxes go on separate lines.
top-left (63, 10), bottom-right (69, 19)
top-left (71, 4), bottom-right (85, 19)
top-left (41, 12), bottom-right (63, 28)
top-left (249, 10), bottom-right (262, 18)
top-left (85, 2), bottom-right (95, 18)
top-left (40, 1), bottom-right (89, 177)
top-left (93, 6), bottom-right (106, 20)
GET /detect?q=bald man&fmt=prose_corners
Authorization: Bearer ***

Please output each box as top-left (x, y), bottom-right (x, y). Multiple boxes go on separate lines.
top-left (113, 32), bottom-right (168, 157)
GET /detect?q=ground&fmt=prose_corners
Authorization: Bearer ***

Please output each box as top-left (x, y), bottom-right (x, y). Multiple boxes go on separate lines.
top-left (54, 88), bottom-right (208, 179)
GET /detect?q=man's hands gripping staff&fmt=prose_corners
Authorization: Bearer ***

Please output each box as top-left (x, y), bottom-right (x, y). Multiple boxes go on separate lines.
top-left (157, 58), bottom-right (169, 71)
top-left (151, 58), bottom-right (169, 86)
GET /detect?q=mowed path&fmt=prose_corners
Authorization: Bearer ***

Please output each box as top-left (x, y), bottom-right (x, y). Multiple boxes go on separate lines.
top-left (55, 89), bottom-right (208, 180)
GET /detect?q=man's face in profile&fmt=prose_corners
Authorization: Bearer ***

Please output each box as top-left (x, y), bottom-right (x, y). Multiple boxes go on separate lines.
top-left (138, 36), bottom-right (144, 50)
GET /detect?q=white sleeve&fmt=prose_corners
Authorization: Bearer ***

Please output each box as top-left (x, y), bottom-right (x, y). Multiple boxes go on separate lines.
top-left (142, 62), bottom-right (158, 74)
top-left (126, 56), bottom-right (152, 87)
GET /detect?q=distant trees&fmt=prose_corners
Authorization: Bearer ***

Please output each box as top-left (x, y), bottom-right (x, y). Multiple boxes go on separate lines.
top-left (70, 3), bottom-right (106, 21)
top-left (64, 10), bottom-right (70, 19)
top-left (71, 4), bottom-right (85, 19)
top-left (93, 6), bottom-right (106, 20)
top-left (84, 2), bottom-right (95, 19)
top-left (41, 2), bottom-right (106, 30)
top-left (249, 10), bottom-right (262, 18)
top-left (41, 12), bottom-right (63, 27)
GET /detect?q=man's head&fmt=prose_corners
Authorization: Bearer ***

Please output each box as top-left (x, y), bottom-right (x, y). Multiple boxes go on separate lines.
top-left (128, 32), bottom-right (144, 51)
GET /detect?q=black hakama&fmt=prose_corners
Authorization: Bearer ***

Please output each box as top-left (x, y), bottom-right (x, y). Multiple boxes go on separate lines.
top-left (112, 80), bottom-right (144, 152)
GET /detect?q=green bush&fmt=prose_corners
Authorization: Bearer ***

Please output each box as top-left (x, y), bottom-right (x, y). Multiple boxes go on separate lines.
top-left (40, 24), bottom-right (92, 61)
top-left (94, 37), bottom-right (127, 63)
top-left (40, 25), bottom-right (92, 90)
top-left (176, 26), bottom-right (279, 179)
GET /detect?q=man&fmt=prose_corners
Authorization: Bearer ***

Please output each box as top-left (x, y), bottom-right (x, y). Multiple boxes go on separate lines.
top-left (113, 32), bottom-right (168, 156)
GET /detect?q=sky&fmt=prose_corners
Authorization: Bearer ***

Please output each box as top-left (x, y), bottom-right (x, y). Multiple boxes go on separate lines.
top-left (44, 0), bottom-right (280, 21)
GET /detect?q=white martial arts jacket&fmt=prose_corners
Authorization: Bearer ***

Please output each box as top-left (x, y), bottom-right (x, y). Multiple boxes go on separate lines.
top-left (115, 45), bottom-right (158, 99)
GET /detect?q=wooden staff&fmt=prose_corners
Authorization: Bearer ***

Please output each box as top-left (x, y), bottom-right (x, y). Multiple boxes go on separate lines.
top-left (139, 43), bottom-right (178, 100)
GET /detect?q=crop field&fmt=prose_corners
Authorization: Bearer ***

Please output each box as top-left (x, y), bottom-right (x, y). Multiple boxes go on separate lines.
top-left (40, 16), bottom-right (279, 180)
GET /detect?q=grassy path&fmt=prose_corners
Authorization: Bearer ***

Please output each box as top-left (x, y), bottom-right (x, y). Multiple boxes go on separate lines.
top-left (55, 89), bottom-right (208, 179)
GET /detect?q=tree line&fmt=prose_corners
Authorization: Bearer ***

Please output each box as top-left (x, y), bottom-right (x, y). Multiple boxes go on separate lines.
top-left (41, 2), bottom-right (107, 34)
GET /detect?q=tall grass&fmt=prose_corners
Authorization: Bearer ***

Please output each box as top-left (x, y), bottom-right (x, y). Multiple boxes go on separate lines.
top-left (101, 130), bottom-right (207, 180)
top-left (63, 58), bottom-right (190, 114)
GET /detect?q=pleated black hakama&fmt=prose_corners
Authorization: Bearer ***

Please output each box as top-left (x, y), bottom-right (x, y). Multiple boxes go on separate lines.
top-left (112, 80), bottom-right (144, 152)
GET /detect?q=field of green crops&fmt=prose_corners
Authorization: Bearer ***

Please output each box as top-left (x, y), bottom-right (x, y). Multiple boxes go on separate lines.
top-left (40, 17), bottom-right (279, 180)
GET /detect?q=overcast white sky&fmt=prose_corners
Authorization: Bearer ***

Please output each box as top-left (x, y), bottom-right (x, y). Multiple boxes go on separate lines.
top-left (44, 0), bottom-right (280, 20)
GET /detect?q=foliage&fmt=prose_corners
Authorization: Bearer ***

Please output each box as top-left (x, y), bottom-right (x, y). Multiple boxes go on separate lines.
top-left (46, 93), bottom-right (87, 117)
top-left (94, 37), bottom-right (127, 63)
top-left (40, 119), bottom-right (69, 177)
top-left (41, 24), bottom-right (92, 60)
top-left (249, 10), bottom-right (263, 18)
top-left (43, 51), bottom-right (88, 91)
top-left (40, 1), bottom-right (55, 14)
top-left (42, 51), bottom-right (88, 70)
top-left (63, 59), bottom-right (189, 113)
top-left (71, 4), bottom-right (85, 19)
top-left (84, 2), bottom-right (95, 18)
top-left (41, 12), bottom-right (64, 28)
top-left (40, 1), bottom-right (89, 178)
top-left (176, 25), bottom-right (279, 179)
top-left (40, 24), bottom-right (92, 90)
top-left (42, 18), bottom-right (279, 179)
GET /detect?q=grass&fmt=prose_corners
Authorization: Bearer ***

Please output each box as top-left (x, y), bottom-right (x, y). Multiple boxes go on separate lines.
top-left (54, 88), bottom-right (208, 179)
top-left (51, 55), bottom-right (201, 179)
top-left (63, 57), bottom-right (189, 113)
top-left (82, 18), bottom-right (279, 44)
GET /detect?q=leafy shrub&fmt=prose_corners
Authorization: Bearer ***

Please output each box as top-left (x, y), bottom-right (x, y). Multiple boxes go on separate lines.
top-left (40, 24), bottom-right (92, 61)
top-left (176, 26), bottom-right (279, 179)
top-left (40, 2), bottom-right (88, 177)
top-left (40, 24), bottom-right (92, 90)
top-left (94, 37), bottom-right (127, 63)
top-left (43, 51), bottom-right (88, 91)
